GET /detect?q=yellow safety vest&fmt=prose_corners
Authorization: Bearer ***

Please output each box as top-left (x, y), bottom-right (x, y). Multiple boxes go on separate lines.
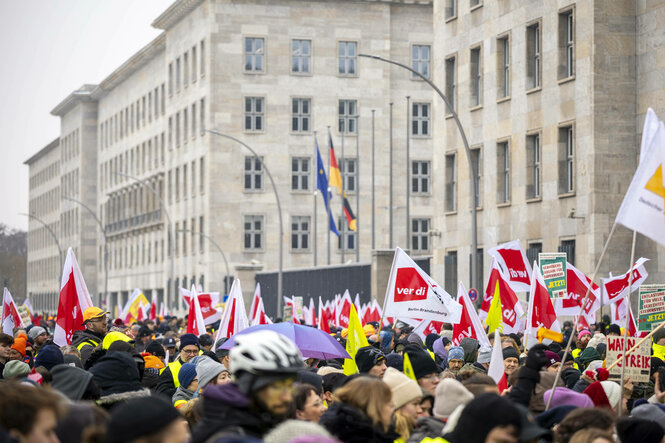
top-left (572, 347), bottom-right (581, 370)
top-left (76, 338), bottom-right (100, 352)
top-left (167, 359), bottom-right (183, 388)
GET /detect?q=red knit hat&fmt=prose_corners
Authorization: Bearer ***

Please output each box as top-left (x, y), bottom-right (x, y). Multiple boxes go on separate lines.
top-left (583, 381), bottom-right (611, 409)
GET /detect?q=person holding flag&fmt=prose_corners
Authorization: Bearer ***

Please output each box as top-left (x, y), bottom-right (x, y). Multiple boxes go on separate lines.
top-left (71, 306), bottom-right (109, 365)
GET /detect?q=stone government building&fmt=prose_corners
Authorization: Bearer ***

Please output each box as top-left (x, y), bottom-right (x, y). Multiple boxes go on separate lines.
top-left (25, 0), bottom-right (665, 316)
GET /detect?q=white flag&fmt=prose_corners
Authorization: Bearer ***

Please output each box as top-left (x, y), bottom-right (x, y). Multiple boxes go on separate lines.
top-left (2, 288), bottom-right (24, 335)
top-left (487, 239), bottom-right (532, 293)
top-left (601, 257), bottom-right (649, 305)
top-left (217, 279), bottom-right (249, 338)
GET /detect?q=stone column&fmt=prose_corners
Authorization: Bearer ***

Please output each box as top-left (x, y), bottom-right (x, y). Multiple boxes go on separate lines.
top-left (371, 249), bottom-right (401, 307)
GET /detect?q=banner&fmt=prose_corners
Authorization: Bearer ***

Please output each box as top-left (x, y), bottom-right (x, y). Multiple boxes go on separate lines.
top-left (637, 284), bottom-right (665, 332)
top-left (601, 258), bottom-right (649, 305)
top-left (487, 240), bottom-right (532, 292)
top-left (606, 336), bottom-right (651, 383)
top-left (539, 253), bottom-right (567, 299)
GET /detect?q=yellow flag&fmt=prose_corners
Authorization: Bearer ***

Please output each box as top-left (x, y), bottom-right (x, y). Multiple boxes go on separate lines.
top-left (403, 352), bottom-right (417, 382)
top-left (485, 280), bottom-right (503, 334)
top-left (343, 305), bottom-right (370, 375)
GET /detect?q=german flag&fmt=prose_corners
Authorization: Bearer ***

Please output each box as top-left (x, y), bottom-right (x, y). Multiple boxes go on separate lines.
top-left (343, 192), bottom-right (357, 231)
top-left (328, 133), bottom-right (343, 195)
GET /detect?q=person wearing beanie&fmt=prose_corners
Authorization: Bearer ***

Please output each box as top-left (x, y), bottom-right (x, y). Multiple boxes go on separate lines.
top-left (543, 350), bottom-right (562, 373)
top-left (107, 395), bottom-right (189, 443)
top-left (27, 326), bottom-right (49, 354)
top-left (354, 345), bottom-right (387, 377)
top-left (576, 346), bottom-right (601, 371)
top-left (459, 337), bottom-right (479, 363)
top-left (447, 346), bottom-right (464, 374)
top-left (433, 378), bottom-right (474, 420)
top-left (502, 346), bottom-right (520, 377)
top-left (432, 337), bottom-right (448, 365)
top-left (543, 387), bottom-right (594, 409)
top-left (89, 351), bottom-right (150, 408)
top-left (71, 306), bottom-right (109, 365)
top-left (425, 333), bottom-right (439, 352)
top-left (443, 393), bottom-right (522, 443)
top-left (34, 345), bottom-right (64, 371)
top-left (382, 367), bottom-right (422, 442)
top-left (631, 403), bottom-right (665, 430)
top-left (617, 417), bottom-right (665, 443)
top-left (571, 329), bottom-right (592, 369)
top-left (583, 380), bottom-right (621, 411)
top-left (379, 330), bottom-right (394, 354)
top-left (474, 346), bottom-right (492, 372)
top-left (386, 352), bottom-right (404, 372)
top-left (606, 323), bottom-right (621, 336)
top-left (140, 351), bottom-right (165, 389)
top-left (155, 333), bottom-right (200, 399)
top-left (264, 419), bottom-right (334, 443)
top-left (405, 345), bottom-right (442, 395)
top-left (173, 362), bottom-right (198, 408)
top-left (2, 360), bottom-right (30, 380)
top-left (9, 334), bottom-right (27, 360)
top-left (196, 356), bottom-right (230, 392)
top-left (51, 364), bottom-right (100, 401)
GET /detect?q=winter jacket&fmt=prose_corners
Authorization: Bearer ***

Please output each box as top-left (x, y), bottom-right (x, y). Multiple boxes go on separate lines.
top-left (320, 401), bottom-right (400, 443)
top-left (89, 351), bottom-right (143, 396)
top-left (406, 416), bottom-right (445, 443)
top-left (71, 329), bottom-right (105, 364)
top-left (572, 375), bottom-right (592, 393)
top-left (155, 358), bottom-right (185, 399)
top-left (173, 385), bottom-right (196, 408)
top-left (50, 364), bottom-right (94, 401)
top-left (192, 383), bottom-right (279, 443)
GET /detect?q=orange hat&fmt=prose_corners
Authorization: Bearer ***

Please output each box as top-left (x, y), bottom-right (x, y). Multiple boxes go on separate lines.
top-left (82, 307), bottom-right (109, 324)
top-left (363, 324), bottom-right (376, 337)
top-left (141, 353), bottom-right (165, 370)
top-left (11, 336), bottom-right (27, 357)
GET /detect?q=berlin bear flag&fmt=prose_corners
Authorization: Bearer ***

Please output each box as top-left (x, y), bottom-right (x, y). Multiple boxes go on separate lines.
top-left (453, 282), bottom-right (491, 347)
top-left (487, 240), bottom-right (532, 293)
top-left (2, 288), bottom-right (24, 335)
top-left (383, 247), bottom-right (462, 323)
top-left (54, 248), bottom-right (93, 346)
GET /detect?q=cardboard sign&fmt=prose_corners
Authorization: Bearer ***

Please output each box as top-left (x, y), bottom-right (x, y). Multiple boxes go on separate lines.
top-left (283, 304), bottom-right (293, 322)
top-left (606, 336), bottom-right (651, 383)
top-left (539, 253), bottom-right (567, 299)
top-left (17, 305), bottom-right (31, 327)
top-left (638, 284), bottom-right (665, 332)
top-left (293, 296), bottom-right (303, 321)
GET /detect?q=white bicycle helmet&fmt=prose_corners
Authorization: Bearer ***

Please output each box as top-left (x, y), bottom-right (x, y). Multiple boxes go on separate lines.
top-left (229, 330), bottom-right (304, 376)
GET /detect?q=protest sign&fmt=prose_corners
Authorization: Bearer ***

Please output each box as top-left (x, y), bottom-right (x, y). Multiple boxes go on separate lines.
top-left (606, 336), bottom-right (651, 383)
top-left (638, 284), bottom-right (665, 332)
top-left (539, 253), bottom-right (567, 299)
top-left (17, 305), bottom-right (31, 327)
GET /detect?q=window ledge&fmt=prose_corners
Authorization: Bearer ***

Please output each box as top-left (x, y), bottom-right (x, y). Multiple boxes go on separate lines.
top-left (445, 113), bottom-right (455, 120)
top-left (337, 74), bottom-right (359, 79)
top-left (411, 192), bottom-right (432, 197)
top-left (243, 249), bottom-right (265, 253)
top-left (411, 135), bottom-right (432, 140)
top-left (290, 249), bottom-right (311, 254)
top-left (526, 86), bottom-right (542, 95)
top-left (291, 72), bottom-right (313, 77)
top-left (475, 206), bottom-right (483, 212)
top-left (496, 202), bottom-right (511, 208)
top-left (470, 104), bottom-right (483, 112)
top-left (243, 189), bottom-right (265, 194)
top-left (290, 190), bottom-right (312, 195)
top-left (470, 3), bottom-right (483, 12)
top-left (558, 191), bottom-right (576, 199)
top-left (244, 70), bottom-right (266, 75)
top-left (526, 197), bottom-right (542, 204)
top-left (496, 96), bottom-right (511, 104)
top-left (445, 15), bottom-right (457, 23)
top-left (445, 210), bottom-right (457, 216)
top-left (244, 130), bottom-right (266, 135)
top-left (290, 131), bottom-right (313, 136)
top-left (558, 75), bottom-right (575, 85)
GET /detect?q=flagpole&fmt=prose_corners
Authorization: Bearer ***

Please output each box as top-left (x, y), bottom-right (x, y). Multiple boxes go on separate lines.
top-left (545, 221), bottom-right (618, 411)
top-left (356, 114), bottom-right (360, 263)
top-left (405, 96), bottom-right (411, 251)
top-left (341, 130), bottom-right (345, 264)
top-left (327, 126), bottom-right (332, 265)
top-left (313, 132), bottom-right (318, 267)
top-left (371, 109), bottom-right (376, 250)
top-left (389, 102), bottom-right (394, 249)
top-left (617, 230), bottom-right (637, 417)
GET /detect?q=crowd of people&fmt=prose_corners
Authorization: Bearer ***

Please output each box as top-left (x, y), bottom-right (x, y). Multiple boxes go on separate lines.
top-left (1, 305), bottom-right (665, 443)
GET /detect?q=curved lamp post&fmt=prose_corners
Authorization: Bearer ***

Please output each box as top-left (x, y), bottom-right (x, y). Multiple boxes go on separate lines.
top-left (176, 228), bottom-right (231, 293)
top-left (206, 129), bottom-right (284, 315)
top-left (358, 53), bottom-right (478, 292)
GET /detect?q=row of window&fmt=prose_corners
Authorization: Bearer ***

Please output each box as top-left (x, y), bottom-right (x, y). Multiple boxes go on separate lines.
top-left (28, 187), bottom-right (59, 219)
top-left (104, 176), bottom-right (164, 226)
top-left (61, 168), bottom-right (79, 199)
top-left (100, 82), bottom-right (166, 150)
top-left (444, 7), bottom-right (575, 109)
top-left (29, 160), bottom-right (60, 190)
top-left (444, 124), bottom-right (575, 212)
top-left (166, 157), bottom-right (206, 205)
top-left (109, 235), bottom-right (167, 271)
top-left (60, 208), bottom-right (79, 239)
top-left (168, 39), bottom-right (205, 96)
top-left (172, 216), bottom-right (206, 257)
top-left (101, 132), bottom-right (166, 191)
top-left (168, 98), bottom-right (206, 149)
top-left (61, 129), bottom-right (80, 163)
top-left (27, 222), bottom-right (59, 252)
top-left (241, 37), bottom-right (431, 79)
top-left (27, 256), bottom-right (61, 284)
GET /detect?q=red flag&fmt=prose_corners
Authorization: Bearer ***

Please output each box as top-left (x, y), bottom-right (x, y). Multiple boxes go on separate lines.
top-left (250, 297), bottom-right (272, 326)
top-left (413, 319), bottom-right (444, 340)
top-left (453, 283), bottom-right (491, 347)
top-left (318, 296), bottom-right (331, 333)
top-left (337, 290), bottom-right (353, 328)
top-left (150, 293), bottom-right (157, 321)
top-left (249, 283), bottom-right (261, 323)
top-left (555, 263), bottom-right (601, 318)
top-left (526, 262), bottom-right (561, 336)
top-left (186, 286), bottom-right (206, 336)
top-left (487, 330), bottom-right (508, 393)
top-left (611, 297), bottom-right (643, 337)
top-left (480, 261), bottom-right (524, 333)
top-left (2, 288), bottom-right (23, 335)
top-left (487, 240), bottom-right (532, 292)
top-left (54, 248), bottom-right (93, 346)
top-left (601, 258), bottom-right (649, 305)
top-left (182, 288), bottom-right (222, 325)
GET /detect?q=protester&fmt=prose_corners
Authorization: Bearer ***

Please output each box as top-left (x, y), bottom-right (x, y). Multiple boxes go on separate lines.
top-left (0, 333), bottom-right (14, 379)
top-left (502, 346), bottom-right (520, 380)
top-left (107, 395), bottom-right (190, 443)
top-left (0, 382), bottom-right (62, 443)
top-left (443, 394), bottom-right (522, 443)
top-left (156, 333), bottom-right (200, 399)
top-left (355, 346), bottom-right (387, 377)
top-left (446, 346), bottom-right (464, 375)
top-left (195, 355), bottom-right (230, 392)
top-left (404, 345), bottom-right (443, 396)
top-left (28, 326), bottom-right (49, 354)
top-left (382, 367), bottom-right (422, 442)
top-left (172, 362), bottom-right (198, 408)
top-left (552, 407), bottom-right (614, 443)
top-left (71, 307), bottom-right (109, 365)
top-left (290, 383), bottom-right (327, 422)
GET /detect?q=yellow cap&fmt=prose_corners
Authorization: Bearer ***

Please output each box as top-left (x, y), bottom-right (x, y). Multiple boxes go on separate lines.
top-left (363, 324), bottom-right (376, 337)
top-left (83, 307), bottom-right (109, 323)
top-left (102, 331), bottom-right (134, 350)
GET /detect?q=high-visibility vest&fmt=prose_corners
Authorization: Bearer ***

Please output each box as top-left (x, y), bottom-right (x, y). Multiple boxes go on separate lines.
top-left (76, 338), bottom-right (100, 352)
top-left (167, 359), bottom-right (183, 388)
top-left (572, 347), bottom-right (581, 370)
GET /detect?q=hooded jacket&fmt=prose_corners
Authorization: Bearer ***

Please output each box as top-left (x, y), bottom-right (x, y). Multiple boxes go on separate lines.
top-left (191, 382), bottom-right (279, 442)
top-left (89, 350), bottom-right (149, 407)
top-left (320, 401), bottom-right (399, 443)
top-left (51, 364), bottom-right (95, 401)
top-left (71, 329), bottom-right (105, 364)
top-left (172, 385), bottom-right (196, 408)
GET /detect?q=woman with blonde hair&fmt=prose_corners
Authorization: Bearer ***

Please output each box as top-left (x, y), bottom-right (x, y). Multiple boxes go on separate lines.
top-left (382, 368), bottom-right (422, 443)
top-left (320, 376), bottom-right (398, 443)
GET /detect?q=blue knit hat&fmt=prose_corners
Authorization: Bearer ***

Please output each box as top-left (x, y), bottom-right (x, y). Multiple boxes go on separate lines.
top-left (448, 346), bottom-right (464, 362)
top-left (178, 362), bottom-right (197, 388)
top-left (179, 333), bottom-right (199, 350)
top-left (35, 345), bottom-right (64, 371)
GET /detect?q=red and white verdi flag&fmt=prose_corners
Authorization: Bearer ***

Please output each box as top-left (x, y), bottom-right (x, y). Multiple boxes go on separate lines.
top-left (250, 296), bottom-right (272, 326)
top-left (453, 283), bottom-right (491, 347)
top-left (186, 285), bottom-right (206, 336)
top-left (218, 279), bottom-right (249, 338)
top-left (182, 288), bottom-right (222, 325)
top-left (611, 297), bottom-right (639, 337)
top-left (526, 262), bottom-right (561, 336)
top-left (2, 288), bottom-right (24, 335)
top-left (54, 248), bottom-right (93, 346)
top-left (383, 247), bottom-right (462, 323)
top-left (412, 318), bottom-right (444, 340)
top-left (336, 290), bottom-right (353, 328)
top-left (601, 257), bottom-right (649, 305)
top-left (555, 263), bottom-right (601, 317)
top-left (150, 293), bottom-right (158, 321)
top-left (487, 330), bottom-right (508, 393)
top-left (318, 296), bottom-right (331, 333)
top-left (487, 240), bottom-right (533, 293)
top-left (249, 283), bottom-right (261, 323)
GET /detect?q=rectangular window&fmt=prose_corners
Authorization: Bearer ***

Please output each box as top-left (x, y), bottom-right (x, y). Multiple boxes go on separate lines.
top-left (200, 39), bottom-right (205, 77)
top-left (245, 37), bottom-right (265, 72)
top-left (191, 45), bottom-right (197, 81)
top-left (558, 125), bottom-right (575, 194)
top-left (199, 216), bottom-right (204, 252)
top-left (244, 156), bottom-right (263, 191)
top-left (338, 217), bottom-right (357, 250)
top-left (291, 98), bottom-right (311, 133)
top-left (470, 46), bottom-right (482, 107)
top-left (445, 154), bottom-right (456, 212)
top-left (559, 9), bottom-right (575, 79)
top-left (168, 62), bottom-right (173, 96)
top-left (291, 216), bottom-right (310, 251)
top-left (445, 0), bottom-right (456, 19)
top-left (526, 242), bottom-right (542, 265)
top-left (244, 215), bottom-right (264, 250)
top-left (244, 97), bottom-right (264, 131)
top-left (338, 99), bottom-right (357, 134)
top-left (200, 98), bottom-right (205, 135)
top-left (445, 56), bottom-right (456, 112)
top-left (412, 45), bottom-right (430, 79)
top-left (161, 84), bottom-right (165, 115)
top-left (176, 57), bottom-right (181, 91)
top-left (199, 157), bottom-right (205, 194)
top-left (411, 160), bottom-right (430, 194)
top-left (184, 51), bottom-right (189, 85)
top-left (291, 39), bottom-right (311, 74)
top-left (411, 218), bottom-right (430, 253)
top-left (558, 239), bottom-right (576, 267)
top-left (183, 108), bottom-right (188, 143)
top-left (175, 168), bottom-right (180, 202)
top-left (291, 157), bottom-right (310, 191)
top-left (338, 41), bottom-right (357, 76)
top-left (444, 250), bottom-right (458, 295)
top-left (496, 141), bottom-right (510, 204)
top-left (183, 220), bottom-right (188, 255)
top-left (526, 133), bottom-right (541, 199)
top-left (412, 103), bottom-right (430, 136)
top-left (497, 35), bottom-right (510, 98)
top-left (175, 112), bottom-right (180, 148)
top-left (191, 103), bottom-right (196, 138)
top-left (175, 222), bottom-right (180, 256)
top-left (341, 158), bottom-right (357, 193)
top-left (526, 22), bottom-right (541, 89)
top-left (471, 147), bottom-right (482, 207)
top-left (191, 161), bottom-right (196, 197)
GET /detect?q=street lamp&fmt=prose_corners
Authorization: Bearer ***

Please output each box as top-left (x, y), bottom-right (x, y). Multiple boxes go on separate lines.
top-left (62, 195), bottom-right (108, 306)
top-left (111, 171), bottom-right (176, 312)
top-left (359, 53), bottom-right (478, 292)
top-left (176, 228), bottom-right (231, 293)
top-left (205, 129), bottom-right (284, 316)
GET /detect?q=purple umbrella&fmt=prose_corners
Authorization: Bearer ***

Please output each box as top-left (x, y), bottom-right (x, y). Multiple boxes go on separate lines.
top-left (220, 323), bottom-right (350, 360)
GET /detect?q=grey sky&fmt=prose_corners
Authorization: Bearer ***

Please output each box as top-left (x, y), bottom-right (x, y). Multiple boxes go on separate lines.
top-left (0, 0), bottom-right (169, 231)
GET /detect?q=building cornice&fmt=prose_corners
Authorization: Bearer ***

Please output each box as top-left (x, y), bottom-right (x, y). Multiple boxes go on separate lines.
top-left (50, 84), bottom-right (98, 117)
top-left (152, 0), bottom-right (205, 30)
top-left (24, 137), bottom-right (60, 166)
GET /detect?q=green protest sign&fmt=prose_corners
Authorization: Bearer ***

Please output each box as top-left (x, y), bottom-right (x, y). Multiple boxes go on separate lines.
top-left (637, 284), bottom-right (665, 332)
top-left (539, 253), bottom-right (567, 299)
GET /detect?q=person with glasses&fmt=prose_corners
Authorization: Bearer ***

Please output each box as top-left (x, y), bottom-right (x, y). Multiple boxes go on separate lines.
top-left (404, 345), bottom-right (442, 396)
top-left (71, 306), bottom-right (109, 366)
top-left (155, 333), bottom-right (200, 399)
